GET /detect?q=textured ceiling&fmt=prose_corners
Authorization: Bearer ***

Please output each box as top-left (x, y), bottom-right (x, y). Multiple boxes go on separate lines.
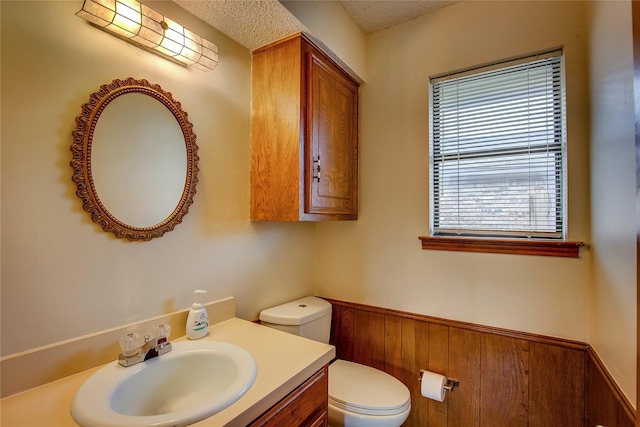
top-left (174, 0), bottom-right (456, 51)
top-left (174, 0), bottom-right (308, 51)
top-left (340, 1), bottom-right (457, 34)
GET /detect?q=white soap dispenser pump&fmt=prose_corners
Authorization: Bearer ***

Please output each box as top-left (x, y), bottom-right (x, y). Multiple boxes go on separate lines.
top-left (186, 290), bottom-right (209, 339)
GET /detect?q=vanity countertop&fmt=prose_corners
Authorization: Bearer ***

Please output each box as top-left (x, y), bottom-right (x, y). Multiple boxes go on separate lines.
top-left (0, 318), bottom-right (336, 427)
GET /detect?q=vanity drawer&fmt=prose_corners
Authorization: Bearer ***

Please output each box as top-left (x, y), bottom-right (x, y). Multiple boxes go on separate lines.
top-left (249, 366), bottom-right (328, 427)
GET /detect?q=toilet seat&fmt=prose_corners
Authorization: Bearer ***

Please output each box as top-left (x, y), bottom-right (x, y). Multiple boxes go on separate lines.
top-left (328, 360), bottom-right (411, 417)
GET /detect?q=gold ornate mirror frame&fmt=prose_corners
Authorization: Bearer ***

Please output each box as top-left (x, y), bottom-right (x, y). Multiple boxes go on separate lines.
top-left (70, 77), bottom-right (199, 241)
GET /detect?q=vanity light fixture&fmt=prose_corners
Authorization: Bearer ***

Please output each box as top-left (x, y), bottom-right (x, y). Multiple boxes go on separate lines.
top-left (76, 0), bottom-right (218, 71)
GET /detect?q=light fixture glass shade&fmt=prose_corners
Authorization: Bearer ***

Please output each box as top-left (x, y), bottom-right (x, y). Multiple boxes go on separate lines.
top-left (76, 0), bottom-right (219, 71)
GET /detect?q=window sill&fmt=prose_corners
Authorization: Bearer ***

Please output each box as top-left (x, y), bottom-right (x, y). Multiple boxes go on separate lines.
top-left (418, 236), bottom-right (584, 258)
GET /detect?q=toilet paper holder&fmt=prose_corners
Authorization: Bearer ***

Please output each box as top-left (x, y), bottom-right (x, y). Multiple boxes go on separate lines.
top-left (419, 369), bottom-right (460, 392)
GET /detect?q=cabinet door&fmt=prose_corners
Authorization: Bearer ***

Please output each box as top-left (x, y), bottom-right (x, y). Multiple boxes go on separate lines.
top-left (306, 50), bottom-right (358, 218)
top-left (248, 367), bottom-right (328, 427)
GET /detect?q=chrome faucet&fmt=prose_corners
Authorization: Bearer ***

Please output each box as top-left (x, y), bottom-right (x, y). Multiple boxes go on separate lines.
top-left (118, 324), bottom-right (172, 367)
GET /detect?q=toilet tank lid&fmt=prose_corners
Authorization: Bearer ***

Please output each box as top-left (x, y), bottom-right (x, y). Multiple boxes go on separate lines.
top-left (259, 296), bottom-right (331, 326)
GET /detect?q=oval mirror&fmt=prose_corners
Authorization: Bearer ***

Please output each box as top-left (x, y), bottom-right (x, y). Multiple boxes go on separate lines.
top-left (70, 78), bottom-right (199, 241)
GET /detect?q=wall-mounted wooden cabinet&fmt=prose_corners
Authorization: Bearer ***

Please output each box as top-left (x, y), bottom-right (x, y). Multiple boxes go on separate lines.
top-left (250, 33), bottom-right (359, 221)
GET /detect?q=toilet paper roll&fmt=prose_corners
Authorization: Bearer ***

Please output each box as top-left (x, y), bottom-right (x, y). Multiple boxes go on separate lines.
top-left (420, 370), bottom-right (446, 402)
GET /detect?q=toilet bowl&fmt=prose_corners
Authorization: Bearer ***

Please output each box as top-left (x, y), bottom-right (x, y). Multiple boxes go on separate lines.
top-left (259, 296), bottom-right (411, 427)
top-left (328, 360), bottom-right (411, 427)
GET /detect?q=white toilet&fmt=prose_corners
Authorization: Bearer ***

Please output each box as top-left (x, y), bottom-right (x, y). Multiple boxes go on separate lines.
top-left (259, 296), bottom-right (411, 427)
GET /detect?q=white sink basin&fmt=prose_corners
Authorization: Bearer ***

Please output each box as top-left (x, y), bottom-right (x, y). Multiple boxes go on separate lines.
top-left (71, 340), bottom-right (257, 427)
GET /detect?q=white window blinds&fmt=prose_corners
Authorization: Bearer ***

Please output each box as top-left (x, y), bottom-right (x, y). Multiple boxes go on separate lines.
top-left (429, 50), bottom-right (566, 239)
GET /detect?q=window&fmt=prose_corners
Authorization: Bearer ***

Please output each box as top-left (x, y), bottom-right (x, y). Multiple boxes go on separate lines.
top-left (429, 50), bottom-right (566, 240)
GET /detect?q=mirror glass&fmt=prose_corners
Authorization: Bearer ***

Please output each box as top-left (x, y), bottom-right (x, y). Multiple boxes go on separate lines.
top-left (91, 93), bottom-right (187, 228)
top-left (71, 78), bottom-right (199, 241)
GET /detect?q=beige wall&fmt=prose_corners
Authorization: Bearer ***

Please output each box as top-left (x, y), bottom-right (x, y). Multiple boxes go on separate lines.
top-left (311, 0), bottom-right (636, 406)
top-left (586, 0), bottom-right (637, 406)
top-left (317, 1), bottom-right (591, 345)
top-left (0, 1), bottom-right (316, 357)
top-left (2, 0), bottom-right (636, 409)
top-left (280, 0), bottom-right (367, 81)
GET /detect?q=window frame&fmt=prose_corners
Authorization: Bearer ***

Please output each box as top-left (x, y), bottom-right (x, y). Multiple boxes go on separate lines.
top-left (422, 49), bottom-right (583, 257)
top-left (418, 235), bottom-right (583, 257)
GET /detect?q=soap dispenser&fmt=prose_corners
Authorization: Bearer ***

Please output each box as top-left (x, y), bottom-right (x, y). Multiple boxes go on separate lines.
top-left (186, 290), bottom-right (209, 339)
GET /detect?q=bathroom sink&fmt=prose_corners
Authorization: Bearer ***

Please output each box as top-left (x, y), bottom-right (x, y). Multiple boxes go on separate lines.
top-left (71, 340), bottom-right (257, 427)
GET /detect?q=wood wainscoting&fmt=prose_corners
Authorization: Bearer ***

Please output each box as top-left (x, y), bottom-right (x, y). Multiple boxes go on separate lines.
top-left (587, 346), bottom-right (635, 427)
top-left (323, 298), bottom-right (635, 427)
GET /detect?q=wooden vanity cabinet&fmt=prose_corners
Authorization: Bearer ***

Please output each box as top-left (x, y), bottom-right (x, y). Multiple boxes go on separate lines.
top-left (248, 366), bottom-right (329, 427)
top-left (250, 33), bottom-right (359, 221)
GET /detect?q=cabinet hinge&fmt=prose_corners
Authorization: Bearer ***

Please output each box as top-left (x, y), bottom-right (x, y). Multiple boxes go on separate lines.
top-left (313, 156), bottom-right (321, 182)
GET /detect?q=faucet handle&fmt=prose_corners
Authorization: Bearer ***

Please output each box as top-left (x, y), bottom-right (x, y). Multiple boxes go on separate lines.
top-left (154, 324), bottom-right (172, 344)
top-left (119, 332), bottom-right (143, 356)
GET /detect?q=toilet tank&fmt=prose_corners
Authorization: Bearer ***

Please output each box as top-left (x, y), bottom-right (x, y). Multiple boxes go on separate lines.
top-left (259, 296), bottom-right (332, 343)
